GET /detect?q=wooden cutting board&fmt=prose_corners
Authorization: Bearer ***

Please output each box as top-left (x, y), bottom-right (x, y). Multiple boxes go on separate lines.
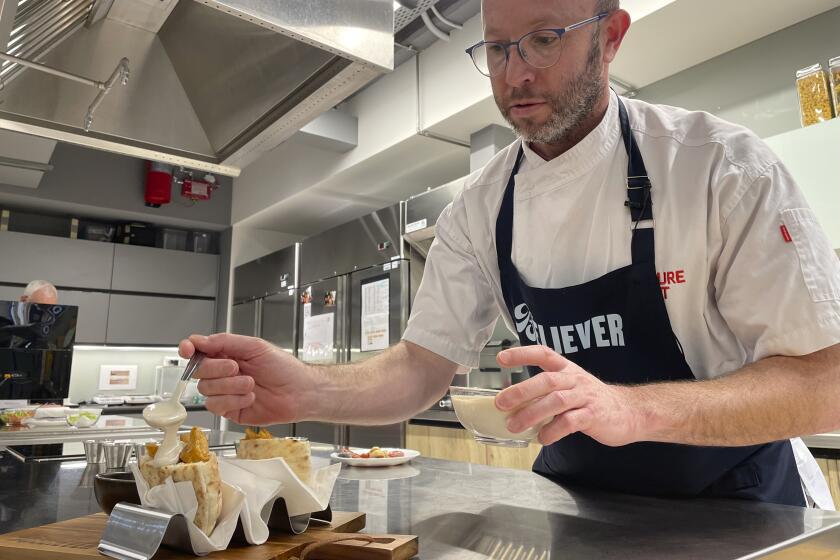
top-left (0, 512), bottom-right (418, 560)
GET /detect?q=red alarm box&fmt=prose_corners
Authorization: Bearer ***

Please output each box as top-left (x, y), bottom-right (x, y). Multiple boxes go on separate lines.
top-left (181, 178), bottom-right (214, 201)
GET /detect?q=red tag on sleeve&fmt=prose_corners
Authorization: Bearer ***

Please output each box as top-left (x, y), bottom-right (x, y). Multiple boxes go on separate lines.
top-left (780, 225), bottom-right (792, 243)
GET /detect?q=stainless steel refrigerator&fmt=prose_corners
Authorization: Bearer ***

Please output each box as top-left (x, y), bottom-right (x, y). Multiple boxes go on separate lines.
top-left (294, 203), bottom-right (408, 448)
top-left (229, 244), bottom-right (299, 437)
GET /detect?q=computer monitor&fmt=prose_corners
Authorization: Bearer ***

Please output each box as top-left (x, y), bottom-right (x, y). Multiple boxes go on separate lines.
top-left (0, 301), bottom-right (77, 403)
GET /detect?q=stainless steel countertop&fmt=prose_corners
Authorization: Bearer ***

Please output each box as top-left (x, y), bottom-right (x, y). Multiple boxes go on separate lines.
top-left (327, 450), bottom-right (840, 559)
top-left (3, 431), bottom-right (840, 558)
top-left (0, 415), bottom-right (167, 447)
top-left (802, 432), bottom-right (840, 451)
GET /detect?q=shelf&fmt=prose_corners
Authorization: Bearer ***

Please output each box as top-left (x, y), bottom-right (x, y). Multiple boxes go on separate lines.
top-left (613, 0), bottom-right (840, 90)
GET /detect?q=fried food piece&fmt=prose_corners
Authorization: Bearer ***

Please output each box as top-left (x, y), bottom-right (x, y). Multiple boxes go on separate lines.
top-left (179, 426), bottom-right (210, 463)
top-left (146, 442), bottom-right (159, 458)
top-left (244, 426), bottom-right (273, 440)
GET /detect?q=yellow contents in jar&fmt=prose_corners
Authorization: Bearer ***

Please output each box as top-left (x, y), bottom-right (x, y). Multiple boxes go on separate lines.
top-left (797, 66), bottom-right (834, 127)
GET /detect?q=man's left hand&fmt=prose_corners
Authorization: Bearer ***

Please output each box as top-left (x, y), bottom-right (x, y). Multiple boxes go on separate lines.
top-left (496, 346), bottom-right (642, 447)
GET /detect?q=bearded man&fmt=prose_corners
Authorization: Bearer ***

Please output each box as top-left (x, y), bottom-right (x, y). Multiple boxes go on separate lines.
top-left (181, 0), bottom-right (840, 509)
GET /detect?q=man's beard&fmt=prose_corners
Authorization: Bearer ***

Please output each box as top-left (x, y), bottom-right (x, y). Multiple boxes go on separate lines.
top-left (498, 38), bottom-right (604, 144)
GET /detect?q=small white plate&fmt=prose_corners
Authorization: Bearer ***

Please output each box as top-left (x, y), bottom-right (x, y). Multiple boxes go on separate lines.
top-left (330, 448), bottom-right (420, 468)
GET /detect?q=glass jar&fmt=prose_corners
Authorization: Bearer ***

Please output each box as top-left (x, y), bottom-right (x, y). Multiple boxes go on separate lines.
top-left (796, 63), bottom-right (834, 127)
top-left (829, 56), bottom-right (840, 118)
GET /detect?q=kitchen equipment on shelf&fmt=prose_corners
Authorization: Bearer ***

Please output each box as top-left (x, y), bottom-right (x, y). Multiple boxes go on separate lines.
top-left (93, 395), bottom-right (126, 405)
top-left (154, 364), bottom-right (200, 402)
top-left (123, 395), bottom-right (160, 405)
top-left (155, 227), bottom-right (188, 251)
top-left (116, 222), bottom-right (156, 246)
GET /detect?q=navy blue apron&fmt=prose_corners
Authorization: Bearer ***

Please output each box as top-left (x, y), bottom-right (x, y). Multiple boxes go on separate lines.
top-left (495, 97), bottom-right (805, 506)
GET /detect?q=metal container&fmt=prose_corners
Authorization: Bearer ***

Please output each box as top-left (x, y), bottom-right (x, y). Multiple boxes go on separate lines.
top-left (103, 441), bottom-right (132, 470)
top-left (83, 439), bottom-right (105, 463)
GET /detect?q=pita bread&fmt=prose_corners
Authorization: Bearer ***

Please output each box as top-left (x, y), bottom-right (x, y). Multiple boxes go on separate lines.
top-left (237, 437), bottom-right (311, 484)
top-left (139, 452), bottom-right (222, 536)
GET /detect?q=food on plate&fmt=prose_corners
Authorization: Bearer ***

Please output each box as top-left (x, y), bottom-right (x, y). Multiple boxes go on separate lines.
top-left (337, 446), bottom-right (405, 459)
top-left (236, 427), bottom-right (312, 483)
top-left (0, 408), bottom-right (36, 426)
top-left (140, 427), bottom-right (222, 536)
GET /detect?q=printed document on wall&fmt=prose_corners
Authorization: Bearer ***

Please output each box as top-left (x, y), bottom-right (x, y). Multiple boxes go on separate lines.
top-left (302, 312), bottom-right (334, 363)
top-left (361, 278), bottom-right (390, 352)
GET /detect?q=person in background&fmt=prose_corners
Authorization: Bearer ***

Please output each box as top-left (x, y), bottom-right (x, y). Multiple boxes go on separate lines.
top-left (20, 280), bottom-right (58, 305)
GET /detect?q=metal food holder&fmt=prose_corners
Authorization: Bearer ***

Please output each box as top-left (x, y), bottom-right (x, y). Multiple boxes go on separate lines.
top-left (99, 498), bottom-right (332, 559)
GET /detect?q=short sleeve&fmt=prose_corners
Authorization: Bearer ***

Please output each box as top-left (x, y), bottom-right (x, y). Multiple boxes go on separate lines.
top-left (402, 195), bottom-right (500, 370)
top-left (715, 161), bottom-right (840, 361)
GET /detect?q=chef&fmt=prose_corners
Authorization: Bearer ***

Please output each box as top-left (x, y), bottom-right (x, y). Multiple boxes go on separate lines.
top-left (181, 0), bottom-right (840, 508)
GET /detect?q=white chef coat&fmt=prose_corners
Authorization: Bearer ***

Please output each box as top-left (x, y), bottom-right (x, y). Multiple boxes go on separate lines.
top-left (403, 90), bottom-right (840, 509)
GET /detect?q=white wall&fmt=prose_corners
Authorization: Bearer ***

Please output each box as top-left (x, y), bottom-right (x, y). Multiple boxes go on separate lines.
top-left (68, 347), bottom-right (179, 403)
top-left (635, 7), bottom-right (840, 138)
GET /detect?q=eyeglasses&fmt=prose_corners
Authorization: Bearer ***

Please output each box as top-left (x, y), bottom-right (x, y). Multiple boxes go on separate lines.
top-left (465, 12), bottom-right (609, 77)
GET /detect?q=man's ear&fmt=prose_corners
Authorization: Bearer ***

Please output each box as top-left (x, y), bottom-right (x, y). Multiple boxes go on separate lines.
top-left (602, 9), bottom-right (631, 64)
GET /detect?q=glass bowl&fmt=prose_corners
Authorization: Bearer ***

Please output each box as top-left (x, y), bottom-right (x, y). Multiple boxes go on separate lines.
top-left (449, 386), bottom-right (544, 448)
top-left (66, 408), bottom-right (103, 428)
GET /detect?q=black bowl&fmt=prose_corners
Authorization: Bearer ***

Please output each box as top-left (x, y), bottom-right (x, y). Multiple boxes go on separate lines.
top-left (94, 471), bottom-right (141, 515)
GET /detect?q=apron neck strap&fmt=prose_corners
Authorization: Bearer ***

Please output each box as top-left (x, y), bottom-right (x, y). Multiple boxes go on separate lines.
top-left (617, 97), bottom-right (655, 265)
top-left (618, 98), bottom-right (653, 225)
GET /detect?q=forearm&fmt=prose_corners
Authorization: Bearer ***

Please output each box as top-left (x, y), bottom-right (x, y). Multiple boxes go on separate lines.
top-left (301, 341), bottom-right (458, 425)
top-left (631, 344), bottom-right (840, 446)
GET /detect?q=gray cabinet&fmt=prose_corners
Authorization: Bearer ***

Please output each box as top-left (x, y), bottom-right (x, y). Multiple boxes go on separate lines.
top-left (0, 231), bottom-right (114, 289)
top-left (112, 244), bottom-right (219, 297)
top-left (106, 294), bottom-right (215, 345)
top-left (59, 290), bottom-right (110, 344)
top-left (0, 285), bottom-right (21, 302)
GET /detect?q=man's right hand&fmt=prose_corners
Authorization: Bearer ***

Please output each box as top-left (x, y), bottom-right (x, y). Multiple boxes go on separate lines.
top-left (178, 333), bottom-right (316, 426)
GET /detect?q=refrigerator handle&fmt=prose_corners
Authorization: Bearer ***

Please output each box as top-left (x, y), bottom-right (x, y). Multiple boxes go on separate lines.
top-left (254, 297), bottom-right (263, 338)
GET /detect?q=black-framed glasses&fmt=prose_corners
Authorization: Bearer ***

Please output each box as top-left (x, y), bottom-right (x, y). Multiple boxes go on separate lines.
top-left (465, 12), bottom-right (609, 77)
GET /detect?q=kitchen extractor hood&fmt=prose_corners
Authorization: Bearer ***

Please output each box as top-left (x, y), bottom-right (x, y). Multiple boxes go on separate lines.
top-left (0, 0), bottom-right (394, 176)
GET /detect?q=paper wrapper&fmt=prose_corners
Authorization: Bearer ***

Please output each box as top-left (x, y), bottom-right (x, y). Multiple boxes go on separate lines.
top-left (217, 458), bottom-right (283, 545)
top-left (130, 462), bottom-right (245, 556)
top-left (223, 455), bottom-right (341, 520)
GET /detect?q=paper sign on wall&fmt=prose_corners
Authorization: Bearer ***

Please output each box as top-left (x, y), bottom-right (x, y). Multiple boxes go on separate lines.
top-left (361, 278), bottom-right (390, 352)
top-left (99, 365), bottom-right (138, 391)
top-left (302, 312), bottom-right (334, 363)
